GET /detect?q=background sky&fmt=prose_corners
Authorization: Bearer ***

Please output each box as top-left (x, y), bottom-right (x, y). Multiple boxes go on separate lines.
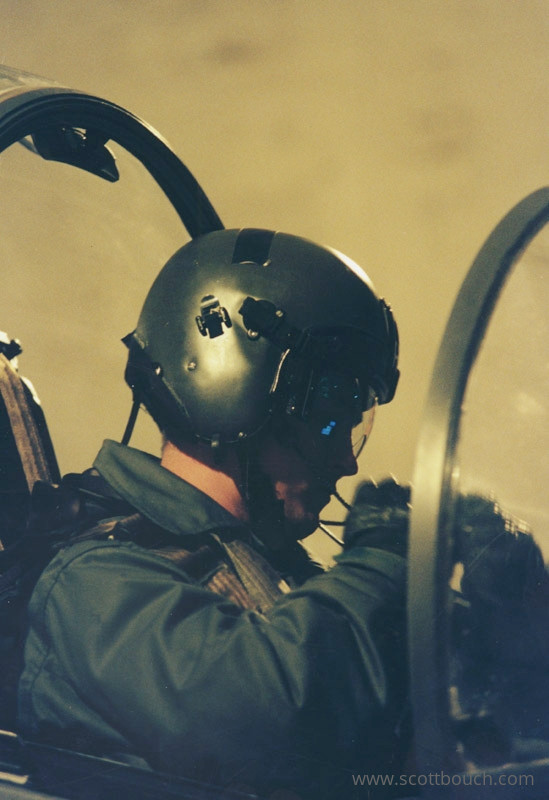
top-left (0, 0), bottom-right (548, 553)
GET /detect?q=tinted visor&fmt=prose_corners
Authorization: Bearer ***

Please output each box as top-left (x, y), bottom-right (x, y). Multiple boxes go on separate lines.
top-left (304, 370), bottom-right (376, 458)
top-left (272, 352), bottom-right (377, 458)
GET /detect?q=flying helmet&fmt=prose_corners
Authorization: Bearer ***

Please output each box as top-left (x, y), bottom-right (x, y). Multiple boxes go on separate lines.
top-left (123, 228), bottom-right (399, 451)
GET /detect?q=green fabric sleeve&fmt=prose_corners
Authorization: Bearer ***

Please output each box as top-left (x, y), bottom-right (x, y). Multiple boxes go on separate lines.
top-left (19, 538), bottom-right (407, 797)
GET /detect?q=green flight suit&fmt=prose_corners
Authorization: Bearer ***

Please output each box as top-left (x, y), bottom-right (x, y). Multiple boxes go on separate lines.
top-left (18, 440), bottom-right (408, 799)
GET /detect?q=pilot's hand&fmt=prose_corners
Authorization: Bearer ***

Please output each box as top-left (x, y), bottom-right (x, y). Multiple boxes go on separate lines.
top-left (343, 477), bottom-right (409, 558)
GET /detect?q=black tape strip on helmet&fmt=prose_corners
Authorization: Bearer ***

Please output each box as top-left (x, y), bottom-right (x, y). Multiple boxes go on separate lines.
top-left (232, 229), bottom-right (276, 266)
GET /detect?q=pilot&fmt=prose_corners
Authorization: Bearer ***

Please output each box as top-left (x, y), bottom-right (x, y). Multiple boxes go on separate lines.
top-left (17, 229), bottom-right (409, 799)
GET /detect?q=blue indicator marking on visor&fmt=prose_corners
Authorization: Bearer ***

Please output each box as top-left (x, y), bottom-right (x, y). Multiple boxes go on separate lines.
top-left (321, 420), bottom-right (337, 436)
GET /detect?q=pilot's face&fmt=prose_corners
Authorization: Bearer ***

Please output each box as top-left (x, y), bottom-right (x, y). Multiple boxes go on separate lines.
top-left (256, 413), bottom-right (360, 541)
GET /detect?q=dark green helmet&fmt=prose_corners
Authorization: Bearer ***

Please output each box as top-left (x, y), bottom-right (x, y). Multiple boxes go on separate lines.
top-left (123, 228), bottom-right (399, 447)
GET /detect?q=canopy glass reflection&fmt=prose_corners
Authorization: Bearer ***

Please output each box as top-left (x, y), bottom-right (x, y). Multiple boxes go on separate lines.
top-left (450, 223), bottom-right (549, 767)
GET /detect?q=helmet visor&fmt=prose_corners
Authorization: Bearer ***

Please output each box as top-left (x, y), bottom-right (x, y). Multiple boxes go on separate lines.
top-left (303, 370), bottom-right (376, 459)
top-left (272, 352), bottom-right (377, 460)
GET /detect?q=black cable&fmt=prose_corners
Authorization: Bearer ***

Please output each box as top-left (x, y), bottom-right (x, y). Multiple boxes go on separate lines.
top-left (121, 397), bottom-right (140, 446)
top-left (333, 489), bottom-right (352, 511)
top-left (317, 522), bottom-right (344, 547)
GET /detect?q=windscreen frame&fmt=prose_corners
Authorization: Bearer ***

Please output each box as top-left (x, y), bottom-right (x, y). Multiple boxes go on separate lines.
top-left (408, 186), bottom-right (549, 795)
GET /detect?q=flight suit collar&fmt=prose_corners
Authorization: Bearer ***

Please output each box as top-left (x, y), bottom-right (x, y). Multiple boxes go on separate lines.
top-left (94, 439), bottom-right (244, 538)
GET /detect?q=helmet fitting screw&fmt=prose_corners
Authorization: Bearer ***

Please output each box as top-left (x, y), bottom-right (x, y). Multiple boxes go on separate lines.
top-left (247, 329), bottom-right (260, 340)
top-left (238, 431), bottom-right (246, 439)
top-left (275, 309), bottom-right (284, 318)
top-left (187, 360), bottom-right (197, 371)
top-left (153, 364), bottom-right (163, 377)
